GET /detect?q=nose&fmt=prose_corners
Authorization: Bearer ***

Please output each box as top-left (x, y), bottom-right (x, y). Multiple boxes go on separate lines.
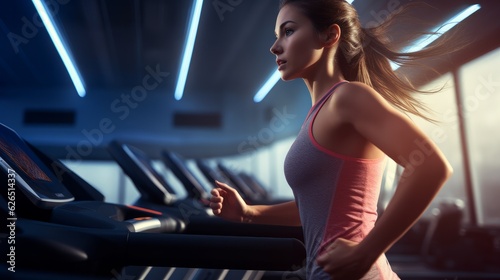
top-left (270, 39), bottom-right (282, 55)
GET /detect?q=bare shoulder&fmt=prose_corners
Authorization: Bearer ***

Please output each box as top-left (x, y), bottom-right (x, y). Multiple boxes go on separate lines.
top-left (334, 81), bottom-right (386, 106)
top-left (331, 81), bottom-right (395, 122)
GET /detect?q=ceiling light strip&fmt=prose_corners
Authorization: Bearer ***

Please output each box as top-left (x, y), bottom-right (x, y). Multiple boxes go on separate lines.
top-left (32, 0), bottom-right (86, 97)
top-left (253, 70), bottom-right (281, 103)
top-left (174, 0), bottom-right (204, 101)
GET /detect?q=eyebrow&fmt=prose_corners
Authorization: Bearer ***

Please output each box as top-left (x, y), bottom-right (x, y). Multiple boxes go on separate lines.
top-left (274, 20), bottom-right (297, 36)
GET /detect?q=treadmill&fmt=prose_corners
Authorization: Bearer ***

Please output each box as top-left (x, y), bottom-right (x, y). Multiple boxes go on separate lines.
top-left (196, 158), bottom-right (289, 205)
top-left (161, 149), bottom-right (212, 202)
top-left (0, 123), bottom-right (306, 279)
top-left (107, 140), bottom-right (303, 239)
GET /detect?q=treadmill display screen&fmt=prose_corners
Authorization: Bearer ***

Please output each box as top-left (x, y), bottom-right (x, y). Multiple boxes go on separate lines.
top-left (0, 135), bottom-right (51, 182)
top-left (0, 124), bottom-right (74, 207)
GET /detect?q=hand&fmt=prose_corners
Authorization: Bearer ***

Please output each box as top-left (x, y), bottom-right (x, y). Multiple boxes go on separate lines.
top-left (209, 181), bottom-right (251, 223)
top-left (316, 238), bottom-right (375, 280)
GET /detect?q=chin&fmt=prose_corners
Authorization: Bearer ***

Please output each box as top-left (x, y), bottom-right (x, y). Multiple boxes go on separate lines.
top-left (279, 71), bottom-right (299, 81)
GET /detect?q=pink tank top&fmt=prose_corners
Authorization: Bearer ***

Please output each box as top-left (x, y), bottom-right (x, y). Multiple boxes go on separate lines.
top-left (284, 81), bottom-right (399, 279)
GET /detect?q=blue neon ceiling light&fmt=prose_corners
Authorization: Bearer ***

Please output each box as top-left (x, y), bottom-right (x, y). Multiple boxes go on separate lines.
top-left (32, 0), bottom-right (86, 97)
top-left (253, 70), bottom-right (281, 103)
top-left (391, 4), bottom-right (480, 70)
top-left (174, 0), bottom-right (204, 101)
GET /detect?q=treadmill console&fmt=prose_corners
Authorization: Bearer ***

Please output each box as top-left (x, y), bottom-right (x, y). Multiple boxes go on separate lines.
top-left (0, 124), bottom-right (74, 208)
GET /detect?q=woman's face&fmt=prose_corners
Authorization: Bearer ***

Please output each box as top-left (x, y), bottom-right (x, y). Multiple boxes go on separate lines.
top-left (270, 4), bottom-right (324, 81)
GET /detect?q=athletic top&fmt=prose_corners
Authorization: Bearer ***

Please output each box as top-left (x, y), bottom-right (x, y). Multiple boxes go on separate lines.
top-left (284, 81), bottom-right (399, 279)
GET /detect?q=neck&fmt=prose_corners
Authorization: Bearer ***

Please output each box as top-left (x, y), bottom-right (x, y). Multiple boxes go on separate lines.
top-left (303, 53), bottom-right (345, 105)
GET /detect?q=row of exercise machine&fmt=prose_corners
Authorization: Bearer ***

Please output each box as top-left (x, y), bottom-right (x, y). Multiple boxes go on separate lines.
top-left (1, 122), bottom-right (499, 279)
top-left (0, 123), bottom-right (305, 280)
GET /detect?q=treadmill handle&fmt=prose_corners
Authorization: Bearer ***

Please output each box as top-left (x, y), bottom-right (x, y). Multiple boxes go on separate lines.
top-left (125, 232), bottom-right (306, 271)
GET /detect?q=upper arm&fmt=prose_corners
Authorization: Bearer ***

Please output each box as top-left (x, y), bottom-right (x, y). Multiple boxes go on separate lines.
top-left (335, 82), bottom-right (451, 174)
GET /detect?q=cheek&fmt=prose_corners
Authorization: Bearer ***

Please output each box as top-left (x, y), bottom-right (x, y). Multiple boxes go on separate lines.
top-left (293, 45), bottom-right (322, 67)
top-left (291, 37), bottom-right (322, 63)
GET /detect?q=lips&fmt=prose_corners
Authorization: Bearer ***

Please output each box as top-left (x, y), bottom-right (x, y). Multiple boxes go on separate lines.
top-left (276, 59), bottom-right (286, 69)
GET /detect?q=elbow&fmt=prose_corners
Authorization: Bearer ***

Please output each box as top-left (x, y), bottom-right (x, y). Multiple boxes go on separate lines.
top-left (405, 153), bottom-right (453, 185)
top-left (444, 161), bottom-right (453, 180)
top-left (439, 152), bottom-right (453, 179)
top-left (432, 155), bottom-right (453, 184)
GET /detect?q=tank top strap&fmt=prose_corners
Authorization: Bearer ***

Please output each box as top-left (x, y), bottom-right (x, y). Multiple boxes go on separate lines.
top-left (305, 80), bottom-right (349, 122)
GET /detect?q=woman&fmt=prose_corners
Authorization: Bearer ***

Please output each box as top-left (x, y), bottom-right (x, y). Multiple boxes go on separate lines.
top-left (209, 0), bottom-right (453, 279)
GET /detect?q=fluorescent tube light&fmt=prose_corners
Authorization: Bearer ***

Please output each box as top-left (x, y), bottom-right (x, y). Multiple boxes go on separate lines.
top-left (253, 70), bottom-right (281, 103)
top-left (392, 4), bottom-right (480, 70)
top-left (174, 0), bottom-right (204, 101)
top-left (32, 0), bottom-right (86, 97)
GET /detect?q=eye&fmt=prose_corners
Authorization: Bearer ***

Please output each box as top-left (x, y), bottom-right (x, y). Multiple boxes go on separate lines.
top-left (284, 28), bottom-right (294, 37)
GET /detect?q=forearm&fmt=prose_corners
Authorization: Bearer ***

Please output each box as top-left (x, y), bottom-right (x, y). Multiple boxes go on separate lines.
top-left (358, 155), bottom-right (452, 260)
top-left (246, 201), bottom-right (301, 226)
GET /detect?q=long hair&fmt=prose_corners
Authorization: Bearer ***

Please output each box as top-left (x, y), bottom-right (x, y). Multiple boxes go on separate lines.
top-left (279, 0), bottom-right (461, 122)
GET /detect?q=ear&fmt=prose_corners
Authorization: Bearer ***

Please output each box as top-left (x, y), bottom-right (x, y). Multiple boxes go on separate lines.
top-left (323, 24), bottom-right (341, 47)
